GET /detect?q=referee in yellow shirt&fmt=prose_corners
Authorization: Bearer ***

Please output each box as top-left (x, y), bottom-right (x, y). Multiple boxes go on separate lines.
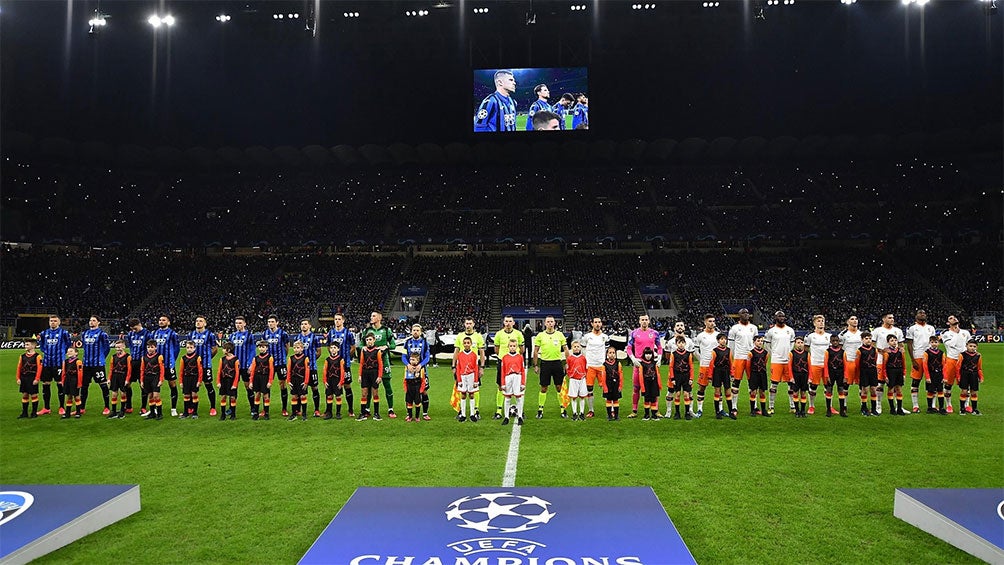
top-left (533, 316), bottom-right (569, 419)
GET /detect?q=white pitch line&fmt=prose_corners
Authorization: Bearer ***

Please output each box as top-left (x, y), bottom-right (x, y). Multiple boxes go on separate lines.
top-left (501, 421), bottom-right (522, 487)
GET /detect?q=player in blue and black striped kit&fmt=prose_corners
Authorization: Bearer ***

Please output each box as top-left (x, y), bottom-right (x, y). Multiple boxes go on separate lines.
top-left (77, 315), bottom-right (111, 414)
top-left (525, 84), bottom-right (552, 131)
top-left (263, 315), bottom-right (291, 415)
top-left (152, 315), bottom-right (182, 416)
top-left (325, 313), bottom-right (356, 414)
top-left (188, 315), bottom-right (219, 416)
top-left (294, 319), bottom-right (324, 417)
top-left (402, 323), bottom-right (432, 419)
top-left (38, 315), bottom-right (74, 415)
top-left (125, 318), bottom-right (152, 413)
top-left (553, 93), bottom-right (576, 130)
top-left (571, 93), bottom-right (589, 130)
top-left (474, 70), bottom-right (517, 132)
top-left (230, 316), bottom-right (257, 415)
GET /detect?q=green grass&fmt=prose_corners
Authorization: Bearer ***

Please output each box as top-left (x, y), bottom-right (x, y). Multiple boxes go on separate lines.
top-left (2, 346), bottom-right (1002, 564)
top-left (515, 113), bottom-right (574, 131)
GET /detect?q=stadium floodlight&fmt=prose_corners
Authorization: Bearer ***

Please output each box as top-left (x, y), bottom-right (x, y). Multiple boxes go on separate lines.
top-left (88, 11), bottom-right (108, 33)
top-left (163, 15), bottom-right (175, 26)
top-left (148, 15), bottom-right (161, 27)
top-left (215, 14), bottom-right (231, 22)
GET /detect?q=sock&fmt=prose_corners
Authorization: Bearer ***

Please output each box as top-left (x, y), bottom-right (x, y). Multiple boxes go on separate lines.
top-left (538, 391), bottom-right (546, 412)
top-left (100, 382), bottom-right (110, 409)
top-left (373, 399), bottom-right (380, 416)
top-left (496, 390), bottom-right (504, 415)
top-left (141, 390), bottom-right (148, 410)
top-left (697, 391), bottom-right (706, 413)
top-left (809, 385), bottom-right (817, 408)
top-left (503, 396), bottom-right (511, 417)
top-left (205, 383), bottom-right (216, 411)
top-left (472, 391), bottom-right (479, 413)
top-left (889, 399), bottom-right (896, 413)
top-left (632, 386), bottom-right (640, 411)
top-left (43, 383), bottom-right (52, 409)
top-left (335, 396), bottom-right (342, 416)
top-left (20, 399), bottom-right (28, 416)
top-left (246, 388), bottom-right (254, 411)
top-left (110, 397), bottom-right (119, 414)
top-left (871, 398), bottom-right (876, 412)
top-left (281, 388), bottom-right (289, 412)
top-left (312, 388), bottom-right (321, 412)
top-left (937, 394), bottom-right (945, 410)
top-left (644, 407), bottom-right (650, 418)
top-left (517, 396), bottom-right (525, 417)
top-left (31, 399), bottom-right (38, 415)
top-left (264, 396), bottom-right (270, 415)
top-left (896, 398), bottom-right (903, 412)
top-left (384, 379), bottom-right (394, 410)
top-left (326, 396), bottom-right (334, 415)
top-left (170, 385), bottom-right (178, 410)
top-left (788, 388), bottom-right (795, 409)
top-left (192, 395), bottom-right (199, 415)
top-left (911, 387), bottom-right (919, 409)
top-left (824, 391), bottom-right (832, 412)
top-left (345, 389), bottom-right (354, 414)
top-left (613, 405), bottom-right (619, 418)
top-left (972, 396), bottom-right (978, 411)
top-left (125, 384), bottom-right (133, 409)
top-left (421, 392), bottom-right (429, 415)
top-left (769, 386), bottom-right (777, 410)
top-left (57, 382), bottom-right (65, 409)
top-left (587, 393), bottom-right (594, 413)
top-left (80, 380), bottom-right (90, 410)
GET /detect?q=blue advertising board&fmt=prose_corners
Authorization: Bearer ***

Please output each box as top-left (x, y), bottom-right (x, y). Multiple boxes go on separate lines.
top-left (401, 285), bottom-right (429, 297)
top-left (894, 488), bottom-right (1004, 564)
top-left (0, 484), bottom-right (140, 565)
top-left (300, 487), bottom-right (695, 564)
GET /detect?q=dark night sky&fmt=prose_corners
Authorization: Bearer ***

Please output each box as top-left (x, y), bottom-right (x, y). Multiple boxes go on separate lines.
top-left (1, 0), bottom-right (1000, 148)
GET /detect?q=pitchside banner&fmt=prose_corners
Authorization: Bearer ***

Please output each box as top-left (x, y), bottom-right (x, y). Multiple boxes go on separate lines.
top-left (0, 484), bottom-right (140, 565)
top-left (894, 488), bottom-right (1004, 564)
top-left (300, 487), bottom-right (696, 565)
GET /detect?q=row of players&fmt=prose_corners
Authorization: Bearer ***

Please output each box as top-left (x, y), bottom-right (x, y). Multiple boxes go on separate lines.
top-left (16, 310), bottom-right (986, 422)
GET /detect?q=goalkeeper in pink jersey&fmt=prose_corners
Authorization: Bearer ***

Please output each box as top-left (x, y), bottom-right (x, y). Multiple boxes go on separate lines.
top-left (626, 315), bottom-right (663, 418)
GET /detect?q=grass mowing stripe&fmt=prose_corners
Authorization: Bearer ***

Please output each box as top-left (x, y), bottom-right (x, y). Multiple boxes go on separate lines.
top-left (502, 421), bottom-right (522, 487)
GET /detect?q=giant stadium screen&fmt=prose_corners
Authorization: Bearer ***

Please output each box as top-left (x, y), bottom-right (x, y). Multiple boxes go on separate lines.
top-left (472, 67), bottom-right (589, 133)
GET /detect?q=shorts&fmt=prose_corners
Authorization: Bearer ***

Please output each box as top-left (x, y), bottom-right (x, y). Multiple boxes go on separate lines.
top-left (41, 366), bottom-right (60, 383)
top-left (307, 370), bottom-right (319, 388)
top-left (202, 365), bottom-right (214, 384)
top-left (360, 369), bottom-right (380, 390)
top-left (405, 379), bottom-right (422, 404)
top-left (288, 379), bottom-right (306, 397)
top-left (457, 373), bottom-right (479, 393)
top-left (109, 372), bottom-right (128, 391)
top-left (886, 371), bottom-right (905, 388)
top-left (165, 367), bottom-right (177, 382)
top-left (568, 377), bottom-right (587, 398)
top-left (325, 381), bottom-right (345, 396)
top-left (642, 377), bottom-right (660, 402)
top-left (844, 360), bottom-right (859, 385)
top-left (603, 376), bottom-right (621, 401)
top-left (182, 375), bottom-right (200, 395)
top-left (83, 366), bottom-right (107, 384)
top-left (731, 359), bottom-right (750, 380)
top-left (63, 377), bottom-right (80, 397)
top-left (770, 363), bottom-right (791, 384)
top-left (143, 375), bottom-right (161, 395)
top-left (959, 373), bottom-right (980, 391)
top-left (927, 372), bottom-right (944, 391)
top-left (538, 360), bottom-right (564, 388)
top-left (697, 366), bottom-right (711, 387)
top-left (19, 379), bottom-right (39, 395)
top-left (219, 376), bottom-right (237, 395)
top-left (502, 373), bottom-right (524, 396)
top-left (943, 358), bottom-right (960, 386)
top-left (672, 371), bottom-right (692, 393)
top-left (252, 373), bottom-right (272, 394)
top-left (748, 371), bottom-right (767, 392)
top-left (586, 366), bottom-right (604, 387)
top-left (859, 371), bottom-right (878, 388)
top-left (711, 369), bottom-right (730, 389)
top-left (792, 372), bottom-right (809, 392)
top-left (828, 370), bottom-right (846, 390)
top-left (809, 366), bottom-right (825, 386)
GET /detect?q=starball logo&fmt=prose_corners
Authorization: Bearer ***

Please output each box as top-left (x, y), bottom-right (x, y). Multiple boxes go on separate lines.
top-left (345, 492), bottom-right (646, 565)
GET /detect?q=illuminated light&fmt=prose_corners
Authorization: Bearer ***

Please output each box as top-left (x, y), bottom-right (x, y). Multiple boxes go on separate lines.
top-left (148, 15), bottom-right (161, 27)
top-left (163, 15), bottom-right (175, 26)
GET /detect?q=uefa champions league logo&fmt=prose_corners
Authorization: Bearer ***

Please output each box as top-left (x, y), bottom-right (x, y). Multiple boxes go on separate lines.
top-left (445, 492), bottom-right (554, 556)
top-left (445, 492), bottom-right (556, 534)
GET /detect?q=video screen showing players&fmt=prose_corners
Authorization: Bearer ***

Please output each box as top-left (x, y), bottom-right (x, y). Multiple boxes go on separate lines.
top-left (472, 67), bottom-right (589, 132)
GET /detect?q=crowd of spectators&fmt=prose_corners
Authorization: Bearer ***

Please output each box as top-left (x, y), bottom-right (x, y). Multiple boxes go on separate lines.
top-left (2, 244), bottom-right (999, 338)
top-left (4, 160), bottom-right (998, 246)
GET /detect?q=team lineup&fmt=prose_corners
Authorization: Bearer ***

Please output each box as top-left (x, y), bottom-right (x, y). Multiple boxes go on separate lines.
top-left (15, 308), bottom-right (986, 424)
top-left (474, 70), bottom-right (589, 132)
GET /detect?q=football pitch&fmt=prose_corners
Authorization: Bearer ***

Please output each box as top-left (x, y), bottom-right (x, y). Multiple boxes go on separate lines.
top-left (2, 345), bottom-right (1001, 564)
top-left (515, 114), bottom-right (574, 131)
